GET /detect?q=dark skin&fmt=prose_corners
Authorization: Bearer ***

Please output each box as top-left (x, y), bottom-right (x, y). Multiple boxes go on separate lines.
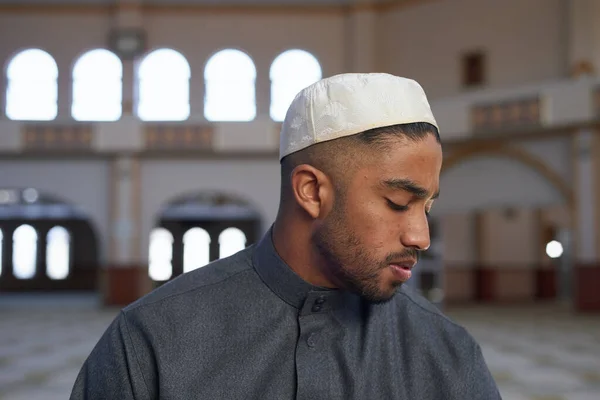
top-left (273, 132), bottom-right (442, 303)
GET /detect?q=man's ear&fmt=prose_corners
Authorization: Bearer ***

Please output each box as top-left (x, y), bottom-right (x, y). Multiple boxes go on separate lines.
top-left (290, 164), bottom-right (333, 219)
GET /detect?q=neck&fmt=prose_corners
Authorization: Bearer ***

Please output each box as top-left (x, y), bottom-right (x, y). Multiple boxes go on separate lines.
top-left (272, 211), bottom-right (337, 289)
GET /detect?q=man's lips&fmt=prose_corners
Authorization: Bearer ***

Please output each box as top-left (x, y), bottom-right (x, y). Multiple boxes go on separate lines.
top-left (389, 260), bottom-right (416, 269)
top-left (388, 260), bottom-right (416, 282)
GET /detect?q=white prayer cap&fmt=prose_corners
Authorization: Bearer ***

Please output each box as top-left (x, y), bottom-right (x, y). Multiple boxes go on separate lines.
top-left (279, 73), bottom-right (438, 160)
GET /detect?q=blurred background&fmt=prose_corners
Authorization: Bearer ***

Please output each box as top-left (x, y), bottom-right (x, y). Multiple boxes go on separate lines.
top-left (0, 0), bottom-right (599, 399)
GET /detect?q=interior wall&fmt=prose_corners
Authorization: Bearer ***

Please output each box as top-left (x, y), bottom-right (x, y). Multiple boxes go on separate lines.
top-left (378, 0), bottom-right (567, 98)
top-left (481, 208), bottom-right (539, 266)
top-left (440, 212), bottom-right (475, 265)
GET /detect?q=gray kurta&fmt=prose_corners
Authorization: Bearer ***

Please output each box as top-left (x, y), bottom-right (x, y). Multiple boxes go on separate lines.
top-left (71, 228), bottom-right (501, 399)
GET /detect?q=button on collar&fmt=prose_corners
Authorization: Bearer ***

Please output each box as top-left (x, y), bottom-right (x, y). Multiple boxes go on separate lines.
top-left (300, 291), bottom-right (342, 316)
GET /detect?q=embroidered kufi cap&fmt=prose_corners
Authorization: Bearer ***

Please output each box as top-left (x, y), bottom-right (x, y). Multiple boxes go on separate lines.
top-left (279, 73), bottom-right (438, 160)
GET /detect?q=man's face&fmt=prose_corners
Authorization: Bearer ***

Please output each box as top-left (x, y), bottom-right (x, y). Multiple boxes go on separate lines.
top-left (312, 133), bottom-right (442, 303)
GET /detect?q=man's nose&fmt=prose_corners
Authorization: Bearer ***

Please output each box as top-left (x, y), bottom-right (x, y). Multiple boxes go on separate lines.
top-left (400, 213), bottom-right (430, 251)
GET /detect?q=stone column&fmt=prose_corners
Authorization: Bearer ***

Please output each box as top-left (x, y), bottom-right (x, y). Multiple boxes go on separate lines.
top-left (0, 68), bottom-right (5, 119)
top-left (113, 0), bottom-right (144, 118)
top-left (189, 68), bottom-right (205, 122)
top-left (122, 59), bottom-right (135, 118)
top-left (253, 54), bottom-right (271, 120)
top-left (98, 0), bottom-right (149, 307)
top-left (572, 129), bottom-right (600, 312)
top-left (104, 155), bottom-right (149, 306)
top-left (111, 156), bottom-right (138, 263)
top-left (56, 59), bottom-right (72, 120)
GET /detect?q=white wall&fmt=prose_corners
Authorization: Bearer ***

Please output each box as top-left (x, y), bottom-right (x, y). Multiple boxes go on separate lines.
top-left (434, 155), bottom-right (566, 215)
top-left (0, 159), bottom-right (110, 262)
top-left (481, 208), bottom-right (539, 266)
top-left (440, 213), bottom-right (476, 265)
top-left (379, 0), bottom-right (567, 98)
top-left (139, 158), bottom-right (280, 262)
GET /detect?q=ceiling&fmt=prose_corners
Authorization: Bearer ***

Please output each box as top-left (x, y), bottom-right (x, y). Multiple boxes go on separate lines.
top-left (0, 0), bottom-right (425, 15)
top-left (0, 0), bottom-right (401, 5)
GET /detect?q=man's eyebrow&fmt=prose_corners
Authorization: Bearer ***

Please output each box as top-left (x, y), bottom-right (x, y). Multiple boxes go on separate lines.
top-left (382, 178), bottom-right (439, 200)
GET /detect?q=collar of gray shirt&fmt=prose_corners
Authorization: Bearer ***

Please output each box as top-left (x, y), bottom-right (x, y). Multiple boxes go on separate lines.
top-left (252, 227), bottom-right (360, 316)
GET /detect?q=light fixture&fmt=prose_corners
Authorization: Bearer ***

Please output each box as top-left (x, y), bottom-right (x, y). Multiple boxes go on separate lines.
top-left (546, 240), bottom-right (564, 259)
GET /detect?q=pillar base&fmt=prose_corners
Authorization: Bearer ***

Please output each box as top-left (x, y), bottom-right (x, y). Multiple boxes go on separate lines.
top-left (101, 265), bottom-right (152, 307)
top-left (475, 266), bottom-right (496, 302)
top-left (448, 265), bottom-right (556, 303)
top-left (574, 263), bottom-right (600, 312)
top-left (535, 267), bottom-right (557, 299)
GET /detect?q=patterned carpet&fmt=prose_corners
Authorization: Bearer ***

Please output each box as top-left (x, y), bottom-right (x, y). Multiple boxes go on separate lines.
top-left (0, 295), bottom-right (599, 400)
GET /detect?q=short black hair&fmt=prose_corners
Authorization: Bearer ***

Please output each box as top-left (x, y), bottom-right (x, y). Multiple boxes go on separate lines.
top-left (353, 122), bottom-right (440, 147)
top-left (279, 122), bottom-right (440, 204)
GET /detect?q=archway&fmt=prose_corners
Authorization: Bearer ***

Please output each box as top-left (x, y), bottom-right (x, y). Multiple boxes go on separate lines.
top-left (436, 145), bottom-right (573, 304)
top-left (0, 188), bottom-right (100, 292)
top-left (149, 191), bottom-right (261, 283)
top-left (442, 143), bottom-right (573, 207)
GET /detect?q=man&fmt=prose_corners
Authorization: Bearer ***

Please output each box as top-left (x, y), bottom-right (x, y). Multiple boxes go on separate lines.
top-left (71, 73), bottom-right (501, 399)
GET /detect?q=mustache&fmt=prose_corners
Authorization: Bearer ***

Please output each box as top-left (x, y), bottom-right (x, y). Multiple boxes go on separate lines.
top-left (384, 248), bottom-right (419, 264)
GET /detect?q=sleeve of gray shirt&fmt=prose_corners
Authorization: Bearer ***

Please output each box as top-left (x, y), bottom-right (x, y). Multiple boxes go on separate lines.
top-left (69, 311), bottom-right (154, 400)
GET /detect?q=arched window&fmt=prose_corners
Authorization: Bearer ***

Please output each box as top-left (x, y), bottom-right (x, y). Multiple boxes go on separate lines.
top-left (72, 49), bottom-right (122, 121)
top-left (219, 227), bottom-right (246, 259)
top-left (204, 49), bottom-right (256, 121)
top-left (46, 226), bottom-right (70, 280)
top-left (270, 49), bottom-right (322, 121)
top-left (137, 49), bottom-right (190, 121)
top-left (13, 224), bottom-right (37, 279)
top-left (148, 228), bottom-right (173, 281)
top-left (183, 227), bottom-right (211, 273)
top-left (6, 49), bottom-right (58, 121)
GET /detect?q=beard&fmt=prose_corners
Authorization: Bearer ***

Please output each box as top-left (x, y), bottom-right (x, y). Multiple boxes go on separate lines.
top-left (312, 198), bottom-right (417, 304)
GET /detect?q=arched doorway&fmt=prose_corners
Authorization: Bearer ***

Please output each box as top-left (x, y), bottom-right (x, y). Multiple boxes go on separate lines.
top-left (149, 192), bottom-right (261, 284)
top-left (436, 145), bottom-right (573, 305)
top-left (0, 188), bottom-right (99, 292)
